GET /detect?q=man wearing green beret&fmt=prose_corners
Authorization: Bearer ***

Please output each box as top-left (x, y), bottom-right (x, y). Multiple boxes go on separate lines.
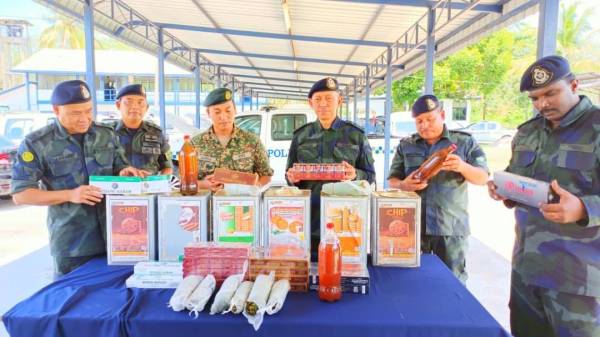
top-left (191, 87), bottom-right (273, 191)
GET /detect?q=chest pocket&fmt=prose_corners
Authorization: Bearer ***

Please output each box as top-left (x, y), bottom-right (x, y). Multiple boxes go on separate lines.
top-left (48, 154), bottom-right (79, 177)
top-left (233, 151), bottom-right (254, 171)
top-left (405, 151), bottom-right (426, 170)
top-left (297, 140), bottom-right (320, 163)
top-left (510, 144), bottom-right (537, 177)
top-left (198, 153), bottom-right (216, 173)
top-left (93, 147), bottom-right (115, 175)
top-left (333, 142), bottom-right (360, 163)
top-left (555, 144), bottom-right (596, 188)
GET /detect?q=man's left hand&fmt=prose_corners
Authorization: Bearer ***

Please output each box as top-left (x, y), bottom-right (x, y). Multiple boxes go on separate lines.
top-left (441, 154), bottom-right (464, 173)
top-left (119, 166), bottom-right (140, 177)
top-left (342, 161), bottom-right (357, 181)
top-left (540, 180), bottom-right (588, 224)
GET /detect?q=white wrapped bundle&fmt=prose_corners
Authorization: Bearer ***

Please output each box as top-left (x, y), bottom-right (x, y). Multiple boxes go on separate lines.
top-left (168, 275), bottom-right (202, 312)
top-left (209, 273), bottom-right (244, 315)
top-left (225, 281), bottom-right (254, 314)
top-left (266, 279), bottom-right (290, 315)
top-left (243, 271), bottom-right (275, 331)
top-left (185, 274), bottom-right (216, 317)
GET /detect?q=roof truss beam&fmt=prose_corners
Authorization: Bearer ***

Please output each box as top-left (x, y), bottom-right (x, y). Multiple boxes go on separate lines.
top-left (333, 0), bottom-right (503, 13)
top-left (197, 48), bottom-right (369, 67)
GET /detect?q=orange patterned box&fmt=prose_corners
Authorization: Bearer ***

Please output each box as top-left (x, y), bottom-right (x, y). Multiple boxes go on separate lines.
top-left (213, 168), bottom-right (258, 186)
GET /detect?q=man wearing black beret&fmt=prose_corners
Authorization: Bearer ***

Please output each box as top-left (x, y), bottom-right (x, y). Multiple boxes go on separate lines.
top-left (488, 55), bottom-right (600, 337)
top-left (11, 80), bottom-right (140, 276)
top-left (111, 84), bottom-right (172, 176)
top-left (388, 94), bottom-right (489, 284)
top-left (285, 77), bottom-right (376, 258)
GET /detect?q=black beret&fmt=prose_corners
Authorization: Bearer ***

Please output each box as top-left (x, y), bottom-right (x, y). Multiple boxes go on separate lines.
top-left (50, 80), bottom-right (92, 106)
top-left (116, 84), bottom-right (146, 100)
top-left (308, 77), bottom-right (339, 98)
top-left (411, 94), bottom-right (440, 117)
top-left (520, 55), bottom-right (572, 92)
top-left (203, 87), bottom-right (233, 107)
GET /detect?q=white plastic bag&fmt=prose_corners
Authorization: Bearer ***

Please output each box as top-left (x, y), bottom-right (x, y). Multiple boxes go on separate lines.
top-left (168, 275), bottom-right (202, 312)
top-left (209, 273), bottom-right (244, 315)
top-left (185, 274), bottom-right (216, 317)
top-left (243, 271), bottom-right (275, 331)
top-left (266, 279), bottom-right (291, 315)
top-left (224, 281), bottom-right (254, 314)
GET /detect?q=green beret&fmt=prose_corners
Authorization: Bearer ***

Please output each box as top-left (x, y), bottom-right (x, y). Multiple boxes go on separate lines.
top-left (203, 87), bottom-right (233, 107)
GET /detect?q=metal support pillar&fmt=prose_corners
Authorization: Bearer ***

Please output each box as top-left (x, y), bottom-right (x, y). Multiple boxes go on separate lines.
top-left (194, 52), bottom-right (202, 128)
top-left (424, 7), bottom-right (436, 95)
top-left (216, 66), bottom-right (222, 87)
top-left (241, 84), bottom-right (245, 111)
top-left (364, 66), bottom-right (370, 132)
top-left (383, 47), bottom-right (393, 189)
top-left (25, 72), bottom-right (31, 111)
top-left (83, 0), bottom-right (98, 117)
top-left (157, 29), bottom-right (166, 129)
top-left (537, 0), bottom-right (559, 58)
top-left (353, 80), bottom-right (357, 123)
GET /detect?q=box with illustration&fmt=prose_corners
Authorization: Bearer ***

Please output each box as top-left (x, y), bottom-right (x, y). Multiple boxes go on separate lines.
top-left (157, 190), bottom-right (211, 261)
top-left (212, 190), bottom-right (261, 246)
top-left (106, 195), bottom-right (156, 265)
top-left (371, 190), bottom-right (421, 267)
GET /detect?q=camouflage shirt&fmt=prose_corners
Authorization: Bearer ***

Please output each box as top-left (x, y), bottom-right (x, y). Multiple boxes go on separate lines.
top-left (11, 121), bottom-right (130, 258)
top-left (112, 120), bottom-right (172, 175)
top-left (388, 126), bottom-right (488, 236)
top-left (506, 95), bottom-right (600, 297)
top-left (191, 125), bottom-right (273, 180)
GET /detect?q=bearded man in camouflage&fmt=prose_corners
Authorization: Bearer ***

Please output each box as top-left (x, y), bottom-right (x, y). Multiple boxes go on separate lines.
top-left (488, 55), bottom-right (600, 337)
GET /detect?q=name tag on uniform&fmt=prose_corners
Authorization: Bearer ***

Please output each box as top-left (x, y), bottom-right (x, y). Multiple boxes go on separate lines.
top-left (232, 152), bottom-right (252, 161)
top-left (142, 146), bottom-right (160, 154)
top-left (198, 154), bottom-right (216, 162)
top-left (144, 135), bottom-right (159, 142)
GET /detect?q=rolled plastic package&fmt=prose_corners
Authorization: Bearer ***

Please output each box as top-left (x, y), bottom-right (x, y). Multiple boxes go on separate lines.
top-left (225, 281), bottom-right (254, 314)
top-left (321, 180), bottom-right (372, 196)
top-left (266, 279), bottom-right (291, 315)
top-left (243, 271), bottom-right (275, 331)
top-left (168, 275), bottom-right (202, 312)
top-left (185, 274), bottom-right (216, 317)
top-left (210, 273), bottom-right (244, 315)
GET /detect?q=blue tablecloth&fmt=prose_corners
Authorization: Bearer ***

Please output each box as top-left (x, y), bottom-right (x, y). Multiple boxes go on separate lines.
top-left (3, 254), bottom-right (510, 337)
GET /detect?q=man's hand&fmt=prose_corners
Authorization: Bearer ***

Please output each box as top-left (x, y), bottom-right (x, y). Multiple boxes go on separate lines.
top-left (342, 161), bottom-right (357, 181)
top-left (286, 167), bottom-right (301, 184)
top-left (119, 166), bottom-right (140, 177)
top-left (540, 180), bottom-right (587, 224)
top-left (487, 180), bottom-right (517, 208)
top-left (69, 185), bottom-right (103, 206)
top-left (202, 174), bottom-right (223, 192)
top-left (441, 154), bottom-right (464, 173)
top-left (394, 171), bottom-right (428, 192)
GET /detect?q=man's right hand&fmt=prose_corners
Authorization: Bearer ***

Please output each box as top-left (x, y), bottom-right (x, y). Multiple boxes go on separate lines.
top-left (69, 185), bottom-right (103, 205)
top-left (201, 174), bottom-right (224, 192)
top-left (397, 172), bottom-right (428, 192)
top-left (486, 180), bottom-right (516, 208)
top-left (286, 168), bottom-right (301, 184)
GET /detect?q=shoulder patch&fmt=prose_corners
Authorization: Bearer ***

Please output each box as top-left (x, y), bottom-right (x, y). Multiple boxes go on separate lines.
top-left (517, 115), bottom-right (543, 130)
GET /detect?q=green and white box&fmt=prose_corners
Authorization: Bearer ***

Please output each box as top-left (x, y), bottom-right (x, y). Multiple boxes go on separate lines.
top-left (212, 190), bottom-right (261, 246)
top-left (90, 176), bottom-right (142, 195)
top-left (157, 191), bottom-right (211, 261)
top-left (141, 175), bottom-right (171, 194)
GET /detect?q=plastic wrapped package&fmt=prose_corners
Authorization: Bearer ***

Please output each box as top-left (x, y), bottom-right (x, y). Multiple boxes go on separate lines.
top-left (225, 281), bottom-right (254, 314)
top-left (210, 273), bottom-right (244, 315)
top-left (185, 274), bottom-right (216, 317)
top-left (266, 279), bottom-right (291, 315)
top-left (243, 271), bottom-right (275, 331)
top-left (169, 275), bottom-right (202, 312)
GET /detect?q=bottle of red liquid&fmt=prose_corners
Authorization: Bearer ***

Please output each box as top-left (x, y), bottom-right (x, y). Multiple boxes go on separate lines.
top-left (413, 144), bottom-right (457, 182)
top-left (178, 135), bottom-right (198, 196)
top-left (318, 222), bottom-right (342, 302)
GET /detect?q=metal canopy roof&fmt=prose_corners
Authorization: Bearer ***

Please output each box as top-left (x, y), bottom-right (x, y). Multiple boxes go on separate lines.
top-left (37, 0), bottom-right (539, 98)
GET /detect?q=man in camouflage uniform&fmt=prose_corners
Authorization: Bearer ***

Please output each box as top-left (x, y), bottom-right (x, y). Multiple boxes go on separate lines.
top-left (11, 80), bottom-right (140, 276)
top-left (286, 77), bottom-right (376, 258)
top-left (488, 55), bottom-right (600, 337)
top-left (388, 94), bottom-right (489, 283)
top-left (111, 84), bottom-right (172, 175)
top-left (191, 87), bottom-right (273, 192)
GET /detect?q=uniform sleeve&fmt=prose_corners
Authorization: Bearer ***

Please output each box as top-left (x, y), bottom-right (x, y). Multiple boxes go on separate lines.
top-left (111, 132), bottom-right (130, 174)
top-left (465, 136), bottom-right (489, 173)
top-left (158, 132), bottom-right (173, 170)
top-left (285, 135), bottom-right (299, 186)
top-left (388, 143), bottom-right (407, 180)
top-left (355, 134), bottom-right (376, 184)
top-left (578, 139), bottom-right (600, 227)
top-left (253, 138), bottom-right (274, 177)
top-left (11, 139), bottom-right (43, 194)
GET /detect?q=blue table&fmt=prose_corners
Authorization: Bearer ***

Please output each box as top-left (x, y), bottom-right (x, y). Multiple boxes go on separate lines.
top-left (3, 254), bottom-right (510, 337)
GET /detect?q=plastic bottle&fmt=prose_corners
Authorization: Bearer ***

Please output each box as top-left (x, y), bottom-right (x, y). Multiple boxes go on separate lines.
top-left (178, 135), bottom-right (198, 196)
top-left (413, 144), bottom-right (457, 182)
top-left (318, 222), bottom-right (342, 302)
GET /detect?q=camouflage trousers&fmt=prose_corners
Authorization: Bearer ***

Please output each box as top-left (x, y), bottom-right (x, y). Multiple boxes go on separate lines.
top-left (53, 254), bottom-right (99, 279)
top-left (421, 235), bottom-right (468, 284)
top-left (510, 271), bottom-right (600, 337)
